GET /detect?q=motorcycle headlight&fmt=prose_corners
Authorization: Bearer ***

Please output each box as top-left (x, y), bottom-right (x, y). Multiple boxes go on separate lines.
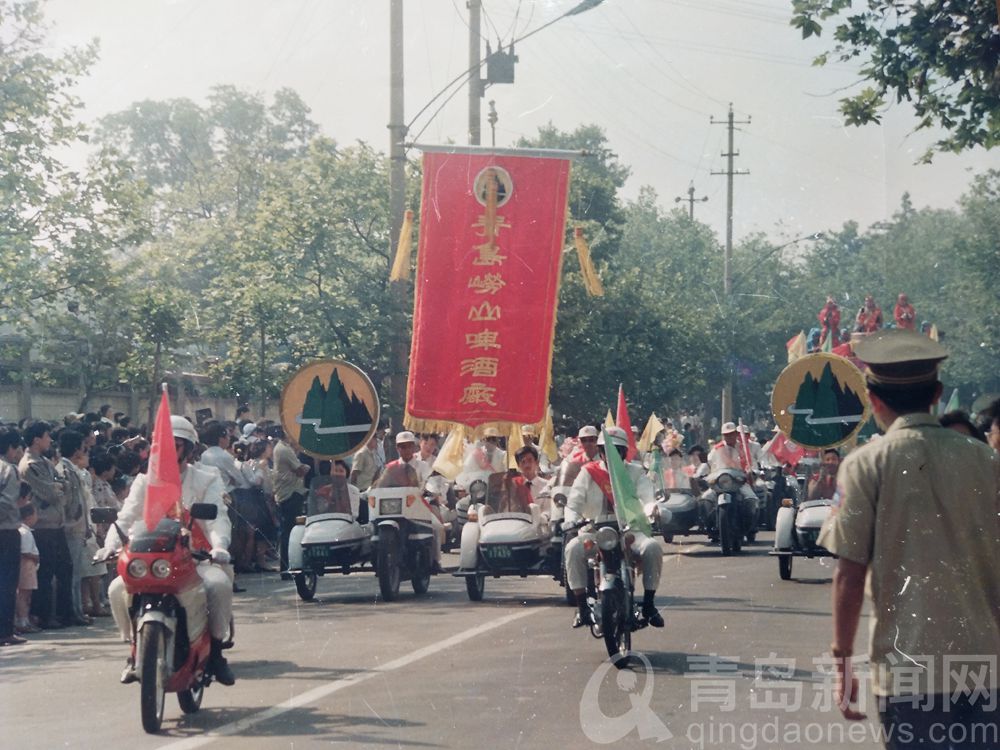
top-left (596, 526), bottom-right (619, 551)
top-left (717, 474), bottom-right (735, 491)
top-left (379, 497), bottom-right (403, 516)
top-left (553, 493), bottom-right (567, 507)
top-left (127, 558), bottom-right (148, 578)
top-left (150, 558), bottom-right (172, 579)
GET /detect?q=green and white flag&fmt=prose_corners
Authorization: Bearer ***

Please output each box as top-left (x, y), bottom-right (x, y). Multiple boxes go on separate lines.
top-left (602, 428), bottom-right (653, 536)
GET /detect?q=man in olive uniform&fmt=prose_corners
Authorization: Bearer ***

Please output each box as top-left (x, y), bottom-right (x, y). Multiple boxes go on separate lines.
top-left (818, 329), bottom-right (1000, 748)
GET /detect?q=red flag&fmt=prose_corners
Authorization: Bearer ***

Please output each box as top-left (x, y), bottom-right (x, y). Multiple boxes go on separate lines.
top-left (144, 388), bottom-right (182, 530)
top-left (766, 432), bottom-right (806, 469)
top-left (615, 385), bottom-right (638, 461)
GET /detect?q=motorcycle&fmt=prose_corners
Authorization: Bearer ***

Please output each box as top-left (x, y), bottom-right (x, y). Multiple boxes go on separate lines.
top-left (92, 503), bottom-right (225, 734)
top-left (368, 463), bottom-right (438, 601)
top-left (542, 460), bottom-right (582, 604)
top-left (454, 471), bottom-right (560, 601)
top-left (286, 475), bottom-right (374, 601)
top-left (769, 495), bottom-right (837, 580)
top-left (577, 521), bottom-right (648, 668)
top-left (698, 468), bottom-right (758, 555)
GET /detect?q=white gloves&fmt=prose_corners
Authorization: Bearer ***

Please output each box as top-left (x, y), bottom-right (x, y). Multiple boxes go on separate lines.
top-left (210, 548), bottom-right (231, 565)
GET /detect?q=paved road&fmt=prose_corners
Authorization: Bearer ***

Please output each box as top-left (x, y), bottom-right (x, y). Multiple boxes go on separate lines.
top-left (2, 534), bottom-right (884, 749)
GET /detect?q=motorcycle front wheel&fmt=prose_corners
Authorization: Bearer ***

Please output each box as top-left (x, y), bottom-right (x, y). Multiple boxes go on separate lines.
top-left (295, 572), bottom-right (318, 601)
top-left (601, 585), bottom-right (631, 668)
top-left (779, 554), bottom-right (793, 580)
top-left (140, 621), bottom-right (167, 733)
top-left (719, 506), bottom-right (736, 556)
top-left (377, 528), bottom-right (401, 601)
top-left (177, 681), bottom-right (204, 714)
top-left (465, 573), bottom-right (485, 601)
top-left (411, 547), bottom-right (431, 595)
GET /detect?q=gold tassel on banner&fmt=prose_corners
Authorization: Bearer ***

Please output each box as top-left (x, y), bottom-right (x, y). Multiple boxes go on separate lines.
top-left (573, 227), bottom-right (604, 297)
top-left (431, 424), bottom-right (468, 481)
top-left (389, 209), bottom-right (414, 282)
top-left (506, 423), bottom-right (525, 470)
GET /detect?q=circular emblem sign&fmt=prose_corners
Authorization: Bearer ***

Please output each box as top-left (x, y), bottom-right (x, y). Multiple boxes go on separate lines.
top-left (279, 359), bottom-right (380, 460)
top-left (473, 166), bottom-right (513, 207)
top-left (771, 353), bottom-right (872, 450)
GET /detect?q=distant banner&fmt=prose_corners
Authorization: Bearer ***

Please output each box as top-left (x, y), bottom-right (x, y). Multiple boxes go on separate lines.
top-left (406, 148), bottom-right (572, 430)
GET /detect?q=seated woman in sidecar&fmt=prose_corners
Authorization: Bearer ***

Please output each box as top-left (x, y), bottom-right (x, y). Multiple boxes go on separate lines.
top-left (309, 460), bottom-right (364, 522)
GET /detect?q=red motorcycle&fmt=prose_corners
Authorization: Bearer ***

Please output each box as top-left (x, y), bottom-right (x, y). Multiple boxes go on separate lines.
top-left (95, 504), bottom-right (225, 733)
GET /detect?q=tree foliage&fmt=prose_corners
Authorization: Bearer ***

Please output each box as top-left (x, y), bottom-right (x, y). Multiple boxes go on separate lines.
top-left (0, 0), bottom-right (132, 325)
top-left (2, 0), bottom-right (995, 425)
top-left (791, 0), bottom-right (1000, 158)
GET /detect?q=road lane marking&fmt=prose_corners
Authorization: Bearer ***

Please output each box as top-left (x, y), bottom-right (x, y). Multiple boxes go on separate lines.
top-left (158, 608), bottom-right (540, 749)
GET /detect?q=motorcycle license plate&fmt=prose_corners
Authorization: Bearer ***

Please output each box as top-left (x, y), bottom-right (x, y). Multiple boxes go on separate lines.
top-left (483, 546), bottom-right (511, 560)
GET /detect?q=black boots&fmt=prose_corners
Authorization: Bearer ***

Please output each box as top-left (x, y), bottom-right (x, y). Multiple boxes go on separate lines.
top-left (642, 590), bottom-right (664, 628)
top-left (209, 638), bottom-right (236, 686)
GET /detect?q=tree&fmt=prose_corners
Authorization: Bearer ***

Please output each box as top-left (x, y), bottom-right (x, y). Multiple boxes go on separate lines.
top-left (791, 0), bottom-right (1000, 158)
top-left (0, 1), bottom-right (124, 326)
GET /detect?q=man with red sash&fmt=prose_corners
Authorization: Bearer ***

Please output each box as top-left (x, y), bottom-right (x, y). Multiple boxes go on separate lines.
top-left (855, 295), bottom-right (883, 333)
top-left (567, 424), bottom-right (600, 464)
top-left (100, 415), bottom-right (235, 686)
top-left (564, 427), bottom-right (663, 629)
top-left (893, 293), bottom-right (916, 330)
top-left (385, 431), bottom-right (442, 571)
top-left (818, 295), bottom-right (842, 348)
top-left (706, 422), bottom-right (760, 507)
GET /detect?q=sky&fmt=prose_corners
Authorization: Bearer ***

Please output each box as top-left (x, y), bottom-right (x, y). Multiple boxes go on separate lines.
top-left (45, 0), bottom-right (997, 244)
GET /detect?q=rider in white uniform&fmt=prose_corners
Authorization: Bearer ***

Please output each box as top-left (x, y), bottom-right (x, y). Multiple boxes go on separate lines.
top-left (101, 415), bottom-right (235, 686)
top-left (706, 421), bottom-right (758, 504)
top-left (564, 427), bottom-right (664, 629)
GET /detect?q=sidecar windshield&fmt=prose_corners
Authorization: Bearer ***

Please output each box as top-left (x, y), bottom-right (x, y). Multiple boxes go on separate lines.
top-left (483, 472), bottom-right (533, 515)
top-left (374, 462), bottom-right (420, 490)
top-left (555, 461), bottom-right (582, 488)
top-left (309, 475), bottom-right (353, 516)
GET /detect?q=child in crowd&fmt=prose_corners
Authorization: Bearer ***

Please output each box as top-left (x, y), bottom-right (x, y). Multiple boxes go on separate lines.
top-left (16, 501), bottom-right (40, 635)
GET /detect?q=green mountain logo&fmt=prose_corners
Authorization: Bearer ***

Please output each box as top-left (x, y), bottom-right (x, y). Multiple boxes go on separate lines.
top-left (296, 368), bottom-right (373, 455)
top-left (788, 362), bottom-right (866, 446)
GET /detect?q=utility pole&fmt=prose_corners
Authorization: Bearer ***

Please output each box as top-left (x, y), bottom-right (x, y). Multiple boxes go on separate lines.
top-left (388, 0), bottom-right (408, 415)
top-left (675, 184), bottom-right (708, 220)
top-left (468, 0), bottom-right (483, 145)
top-left (711, 103), bottom-right (750, 424)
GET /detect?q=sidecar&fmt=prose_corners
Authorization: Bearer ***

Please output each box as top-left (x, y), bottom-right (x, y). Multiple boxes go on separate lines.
top-left (286, 475), bottom-right (373, 601)
top-left (769, 496), bottom-right (837, 580)
top-left (454, 471), bottom-right (560, 601)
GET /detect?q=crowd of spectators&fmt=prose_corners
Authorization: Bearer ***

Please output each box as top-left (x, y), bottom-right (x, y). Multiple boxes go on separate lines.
top-left (0, 404), bottom-right (318, 647)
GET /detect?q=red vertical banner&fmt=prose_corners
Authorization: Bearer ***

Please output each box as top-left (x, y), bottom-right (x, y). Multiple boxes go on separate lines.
top-left (406, 149), bottom-right (572, 429)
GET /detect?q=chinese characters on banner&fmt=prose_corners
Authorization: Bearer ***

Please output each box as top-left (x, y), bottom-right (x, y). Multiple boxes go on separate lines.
top-left (406, 149), bottom-right (572, 430)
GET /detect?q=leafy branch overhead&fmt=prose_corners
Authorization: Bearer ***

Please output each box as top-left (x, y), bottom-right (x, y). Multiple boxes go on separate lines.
top-left (791, 0), bottom-right (1000, 159)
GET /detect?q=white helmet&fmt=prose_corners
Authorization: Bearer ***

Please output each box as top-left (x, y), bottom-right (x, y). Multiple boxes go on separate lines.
top-left (598, 426), bottom-right (629, 448)
top-left (170, 415), bottom-right (198, 445)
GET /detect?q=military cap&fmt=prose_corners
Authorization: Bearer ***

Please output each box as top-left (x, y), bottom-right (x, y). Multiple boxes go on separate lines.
top-left (852, 328), bottom-right (948, 386)
top-left (578, 425), bottom-right (599, 438)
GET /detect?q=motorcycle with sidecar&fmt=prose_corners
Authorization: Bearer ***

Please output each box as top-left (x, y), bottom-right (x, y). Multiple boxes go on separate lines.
top-left (454, 470), bottom-right (561, 601)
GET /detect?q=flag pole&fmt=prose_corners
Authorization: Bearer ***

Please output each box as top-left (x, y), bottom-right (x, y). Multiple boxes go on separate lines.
top-left (737, 417), bottom-right (753, 473)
